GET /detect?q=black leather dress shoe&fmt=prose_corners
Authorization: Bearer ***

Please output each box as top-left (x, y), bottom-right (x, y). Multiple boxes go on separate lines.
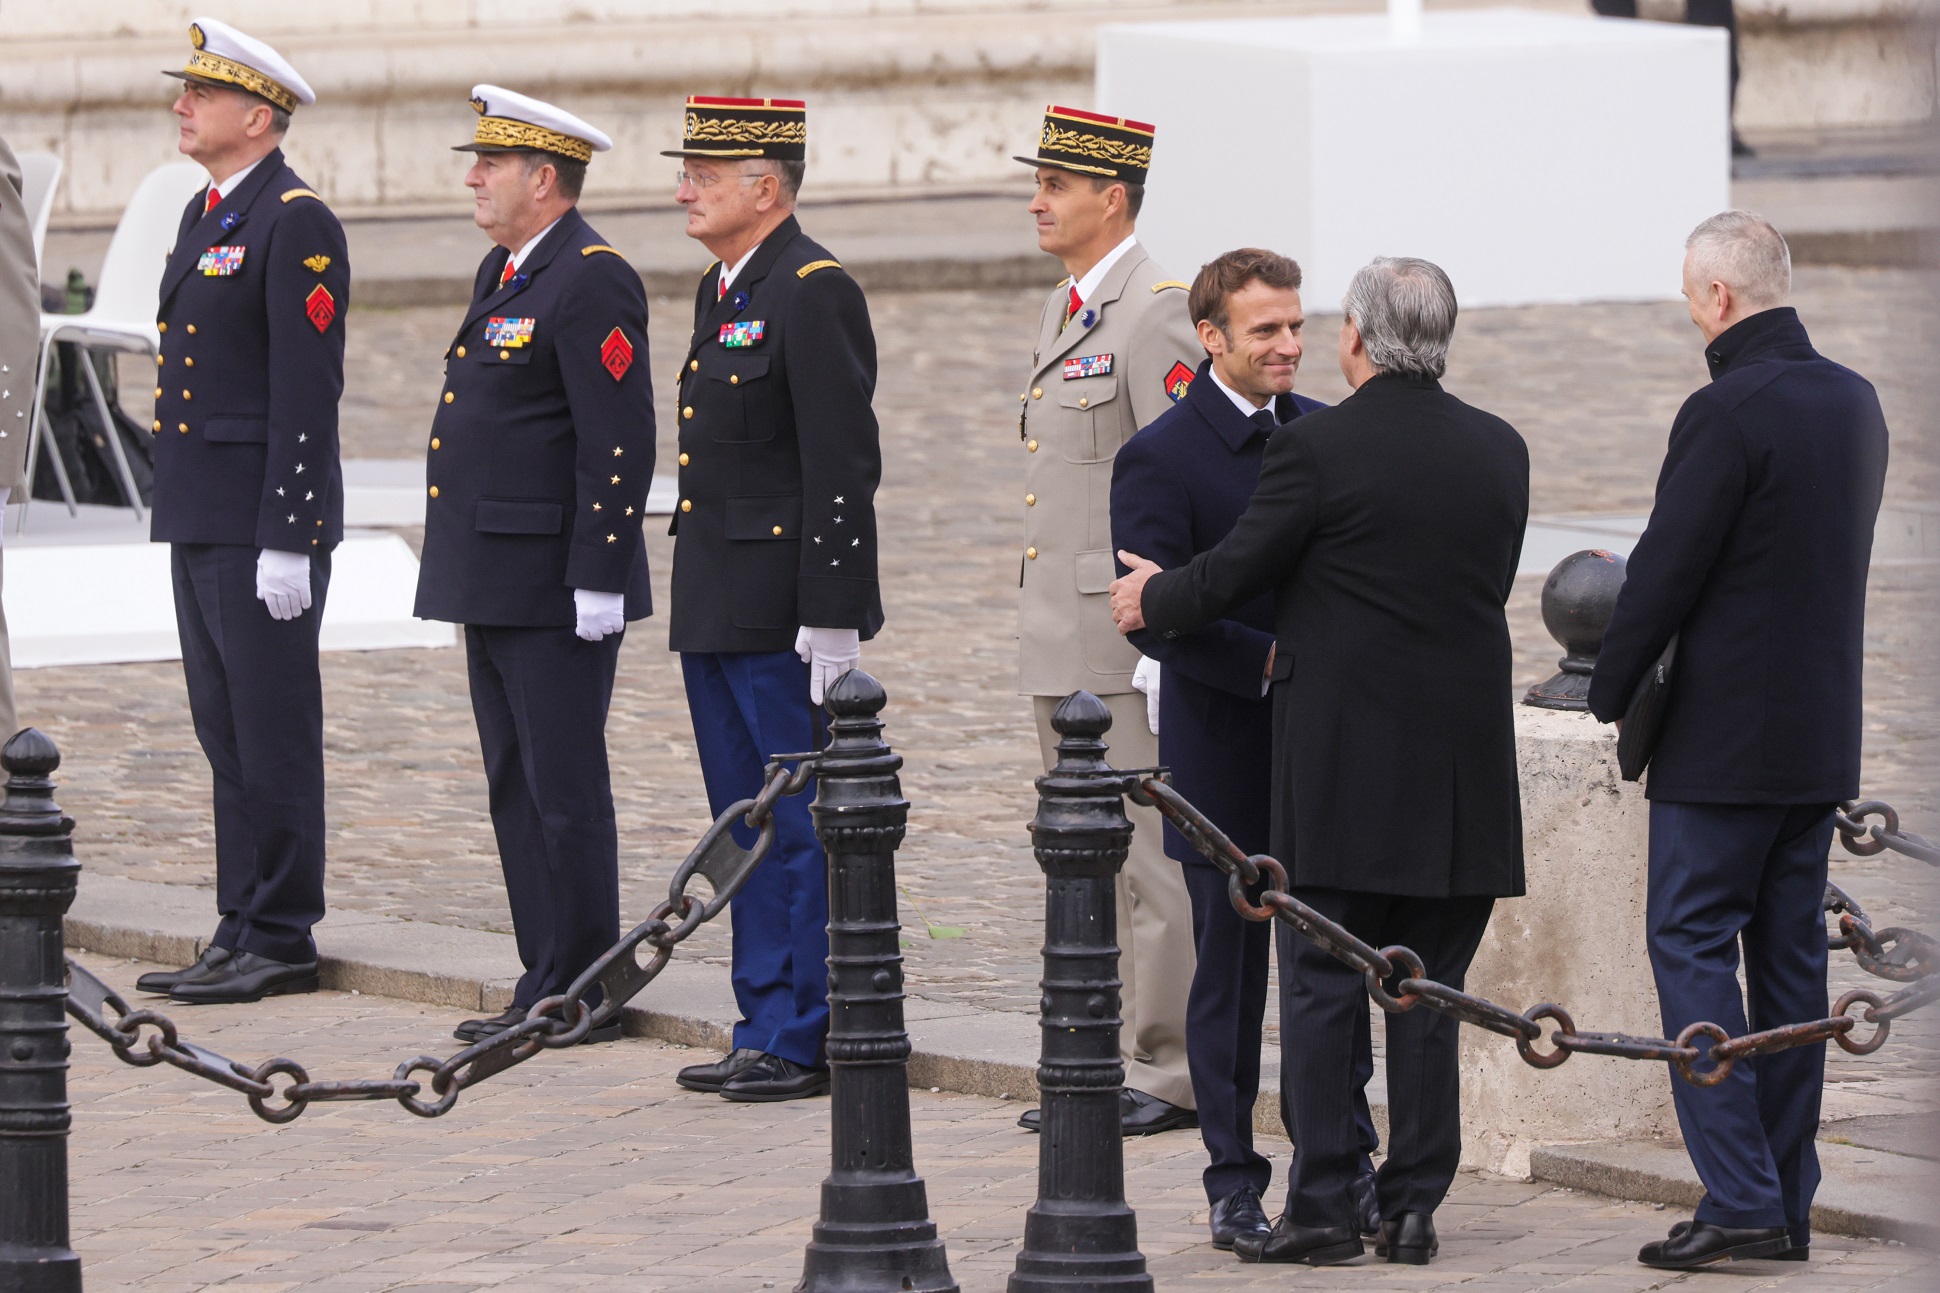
top-left (1666, 1219), bottom-right (1807, 1261)
top-left (1234, 1218), bottom-right (1363, 1265)
top-left (720, 1053), bottom-right (830, 1102)
top-left (1376, 1212), bottom-right (1438, 1265)
top-left (675, 1047), bottom-right (767, 1093)
top-left (1351, 1170), bottom-right (1382, 1237)
top-left (135, 945), bottom-right (231, 994)
top-left (168, 952), bottom-right (318, 1004)
top-left (1208, 1187), bottom-right (1272, 1251)
top-left (1639, 1220), bottom-right (1790, 1269)
top-left (455, 1005), bottom-right (526, 1043)
top-left (1121, 1088), bottom-right (1199, 1136)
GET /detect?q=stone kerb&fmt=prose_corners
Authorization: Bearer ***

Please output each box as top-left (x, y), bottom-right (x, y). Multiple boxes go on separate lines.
top-left (1461, 704), bottom-right (1669, 1179)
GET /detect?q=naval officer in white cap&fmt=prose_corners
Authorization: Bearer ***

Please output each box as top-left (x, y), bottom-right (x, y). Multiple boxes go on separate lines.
top-left (415, 87), bottom-right (655, 1046)
top-left (137, 18), bottom-right (350, 1006)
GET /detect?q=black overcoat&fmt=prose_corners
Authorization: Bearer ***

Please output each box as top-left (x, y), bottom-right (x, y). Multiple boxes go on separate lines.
top-left (1587, 307), bottom-right (1888, 804)
top-left (413, 207), bottom-right (654, 628)
top-left (1141, 372), bottom-right (1529, 898)
top-left (151, 148), bottom-right (347, 552)
top-left (1112, 358), bottom-right (1324, 864)
top-left (667, 215), bottom-right (883, 654)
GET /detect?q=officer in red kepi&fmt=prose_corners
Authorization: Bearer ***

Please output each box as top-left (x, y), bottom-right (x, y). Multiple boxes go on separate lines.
top-left (137, 18), bottom-right (348, 1006)
top-left (413, 85), bottom-right (654, 1048)
top-left (661, 95), bottom-right (884, 1103)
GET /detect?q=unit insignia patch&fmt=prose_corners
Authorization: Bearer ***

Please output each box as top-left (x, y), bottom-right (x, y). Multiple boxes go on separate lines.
top-left (1165, 360), bottom-right (1195, 403)
top-left (304, 285), bottom-right (336, 332)
top-left (601, 327), bottom-right (634, 381)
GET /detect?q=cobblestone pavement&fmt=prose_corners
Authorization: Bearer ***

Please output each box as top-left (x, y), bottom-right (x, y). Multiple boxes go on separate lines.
top-left (39, 268), bottom-right (1939, 1028)
top-left (63, 959), bottom-right (1934, 1292)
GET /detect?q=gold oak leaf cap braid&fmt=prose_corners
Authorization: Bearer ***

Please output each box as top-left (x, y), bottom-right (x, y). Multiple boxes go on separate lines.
top-left (662, 96), bottom-right (808, 161)
top-left (455, 84), bottom-right (612, 163)
top-left (166, 17), bottom-right (314, 111)
top-left (1014, 104), bottom-right (1156, 185)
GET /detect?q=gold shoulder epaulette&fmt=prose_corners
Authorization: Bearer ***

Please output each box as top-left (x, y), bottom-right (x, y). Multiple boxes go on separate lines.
top-left (701, 259), bottom-right (720, 279)
top-left (582, 244), bottom-right (624, 258)
top-left (797, 259), bottom-right (841, 278)
top-left (1151, 280), bottom-right (1189, 293)
top-left (280, 188), bottom-right (322, 203)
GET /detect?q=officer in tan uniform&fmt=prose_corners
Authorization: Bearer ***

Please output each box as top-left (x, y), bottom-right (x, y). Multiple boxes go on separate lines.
top-left (1014, 105), bottom-right (1203, 1135)
top-left (0, 132), bottom-right (37, 741)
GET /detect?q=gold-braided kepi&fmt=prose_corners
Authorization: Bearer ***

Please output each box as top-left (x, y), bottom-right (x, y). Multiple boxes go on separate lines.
top-left (661, 97), bottom-right (807, 161)
top-left (1015, 105), bottom-right (1155, 186)
top-left (163, 17), bottom-right (314, 113)
top-left (454, 85), bottom-right (613, 165)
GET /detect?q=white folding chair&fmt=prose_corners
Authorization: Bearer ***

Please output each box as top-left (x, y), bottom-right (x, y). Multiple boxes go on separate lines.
top-left (24, 160), bottom-right (204, 526)
top-left (17, 151), bottom-right (60, 268)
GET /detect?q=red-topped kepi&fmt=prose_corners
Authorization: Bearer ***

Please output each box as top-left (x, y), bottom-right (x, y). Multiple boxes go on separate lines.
top-left (662, 96), bottom-right (808, 161)
top-left (1015, 105), bottom-right (1156, 185)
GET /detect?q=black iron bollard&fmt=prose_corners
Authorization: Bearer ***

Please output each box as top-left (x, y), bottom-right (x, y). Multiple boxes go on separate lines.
top-left (798, 671), bottom-right (957, 1293)
top-left (0, 730), bottom-right (82, 1292)
top-left (1010, 693), bottom-right (1150, 1293)
top-left (1523, 548), bottom-right (1627, 710)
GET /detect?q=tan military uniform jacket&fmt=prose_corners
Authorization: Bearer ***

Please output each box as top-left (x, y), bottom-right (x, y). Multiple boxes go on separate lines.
top-left (1017, 242), bottom-right (1199, 696)
top-left (0, 135), bottom-right (37, 490)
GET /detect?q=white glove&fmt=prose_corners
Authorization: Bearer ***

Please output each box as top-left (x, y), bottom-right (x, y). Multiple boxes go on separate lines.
top-left (573, 589), bottom-right (626, 642)
top-left (255, 549), bottom-right (312, 621)
top-left (795, 625), bottom-right (861, 706)
top-left (1131, 654), bottom-right (1161, 735)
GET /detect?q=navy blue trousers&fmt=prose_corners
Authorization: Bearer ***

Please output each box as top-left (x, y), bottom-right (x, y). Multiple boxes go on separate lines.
top-left (681, 650), bottom-right (828, 1068)
top-left (1279, 890), bottom-right (1493, 1227)
top-left (172, 543), bottom-right (330, 964)
top-left (466, 624), bottom-right (622, 1009)
top-left (1647, 800), bottom-right (1833, 1245)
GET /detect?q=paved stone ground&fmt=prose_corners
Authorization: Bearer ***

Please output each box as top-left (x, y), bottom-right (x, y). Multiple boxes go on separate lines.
top-left (37, 268), bottom-right (1935, 1029)
top-left (63, 957), bottom-right (1934, 1293)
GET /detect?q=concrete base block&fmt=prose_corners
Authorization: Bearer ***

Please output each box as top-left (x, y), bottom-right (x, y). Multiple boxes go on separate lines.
top-left (1461, 705), bottom-right (1673, 1177)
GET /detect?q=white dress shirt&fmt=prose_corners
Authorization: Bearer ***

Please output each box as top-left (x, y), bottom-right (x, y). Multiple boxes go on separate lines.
top-left (1070, 234), bottom-right (1138, 306)
top-left (1209, 365), bottom-right (1273, 421)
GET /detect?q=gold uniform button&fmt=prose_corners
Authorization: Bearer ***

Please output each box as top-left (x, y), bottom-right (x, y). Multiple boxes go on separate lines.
top-left (182, 390), bottom-right (192, 400)
top-left (1078, 397), bottom-right (1089, 409)
top-left (443, 392), bottom-right (455, 404)
top-left (682, 406), bottom-right (694, 419)
top-left (430, 437), bottom-right (441, 450)
top-left (156, 355), bottom-right (165, 367)
top-left (178, 423), bottom-right (188, 434)
top-left (677, 452), bottom-right (689, 467)
top-left (730, 374), bottom-right (740, 386)
top-left (1032, 387), bottom-right (1043, 399)
top-left (680, 499), bottom-right (692, 513)
top-left (1019, 392), bottom-right (1027, 403)
top-left (499, 349), bottom-right (510, 360)
top-left (690, 359), bottom-right (699, 372)
top-left (1027, 439), bottom-right (1038, 452)
top-left (186, 325), bottom-right (197, 335)
top-left (151, 419), bottom-right (161, 432)
top-left (154, 386), bottom-right (163, 398)
top-left (1025, 493), bottom-right (1035, 506)
top-left (428, 485), bottom-right (439, 498)
top-left (184, 357), bottom-right (194, 368)
top-left (772, 525), bottom-right (783, 536)
top-left (1026, 547), bottom-right (1038, 560)
top-left (157, 322), bottom-right (168, 333)
top-left (455, 346), bottom-right (466, 358)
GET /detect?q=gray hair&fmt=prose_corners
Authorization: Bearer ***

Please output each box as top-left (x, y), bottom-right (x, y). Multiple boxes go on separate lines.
top-left (1341, 257), bottom-right (1458, 379)
top-left (1685, 210), bottom-right (1790, 308)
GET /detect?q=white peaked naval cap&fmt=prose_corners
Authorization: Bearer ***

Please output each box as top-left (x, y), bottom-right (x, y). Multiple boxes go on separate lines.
top-left (457, 85), bottom-right (614, 164)
top-left (166, 18), bottom-right (316, 111)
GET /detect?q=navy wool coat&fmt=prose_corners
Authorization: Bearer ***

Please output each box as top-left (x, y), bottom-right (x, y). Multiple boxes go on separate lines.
top-left (1587, 307), bottom-right (1889, 804)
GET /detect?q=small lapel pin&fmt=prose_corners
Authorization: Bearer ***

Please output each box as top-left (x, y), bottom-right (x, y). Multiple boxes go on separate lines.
top-left (220, 212), bottom-right (240, 231)
top-left (732, 290), bottom-right (750, 312)
top-left (1080, 308), bottom-right (1097, 328)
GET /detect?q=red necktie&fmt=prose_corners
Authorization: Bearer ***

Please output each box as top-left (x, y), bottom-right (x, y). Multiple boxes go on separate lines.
top-left (500, 257), bottom-right (517, 286)
top-left (204, 186), bottom-right (221, 214)
top-left (718, 272), bottom-right (729, 301)
top-left (1067, 284), bottom-right (1082, 324)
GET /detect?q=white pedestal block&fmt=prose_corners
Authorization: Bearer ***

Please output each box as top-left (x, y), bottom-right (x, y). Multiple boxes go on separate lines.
top-left (1461, 705), bottom-right (1675, 1177)
top-left (1098, 10), bottom-right (1733, 307)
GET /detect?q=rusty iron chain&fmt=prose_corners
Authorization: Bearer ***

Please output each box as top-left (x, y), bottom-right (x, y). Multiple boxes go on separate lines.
top-left (65, 752), bottom-right (822, 1124)
top-left (1131, 776), bottom-right (1934, 1091)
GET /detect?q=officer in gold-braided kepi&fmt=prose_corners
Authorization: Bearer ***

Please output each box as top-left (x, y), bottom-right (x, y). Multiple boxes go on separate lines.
top-left (136, 18), bottom-right (350, 1006)
top-left (662, 96), bottom-right (884, 1103)
top-left (415, 86), bottom-right (654, 1047)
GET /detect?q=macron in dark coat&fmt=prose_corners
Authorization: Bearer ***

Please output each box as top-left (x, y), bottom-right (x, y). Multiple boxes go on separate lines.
top-left (1140, 372), bottom-right (1530, 899)
top-left (1587, 306), bottom-right (1888, 803)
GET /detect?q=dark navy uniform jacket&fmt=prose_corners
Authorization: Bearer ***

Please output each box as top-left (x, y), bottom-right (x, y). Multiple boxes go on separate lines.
top-left (151, 148), bottom-right (347, 553)
top-left (668, 215), bottom-right (883, 654)
top-left (1112, 358), bottom-right (1323, 864)
top-left (1588, 307), bottom-right (1888, 804)
top-left (414, 207), bottom-right (654, 628)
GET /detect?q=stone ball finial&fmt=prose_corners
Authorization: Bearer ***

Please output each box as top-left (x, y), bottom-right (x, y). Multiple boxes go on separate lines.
top-left (1, 728), bottom-right (60, 779)
top-left (1524, 549), bottom-right (1627, 710)
top-left (824, 668), bottom-right (886, 719)
top-left (1051, 690), bottom-right (1114, 739)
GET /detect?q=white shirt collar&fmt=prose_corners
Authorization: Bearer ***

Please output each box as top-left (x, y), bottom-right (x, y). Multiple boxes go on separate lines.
top-left (1070, 234), bottom-right (1139, 306)
top-left (205, 155), bottom-right (265, 204)
top-left (1209, 365), bottom-right (1273, 421)
top-left (717, 240), bottom-right (763, 295)
top-left (506, 217), bottom-right (564, 274)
